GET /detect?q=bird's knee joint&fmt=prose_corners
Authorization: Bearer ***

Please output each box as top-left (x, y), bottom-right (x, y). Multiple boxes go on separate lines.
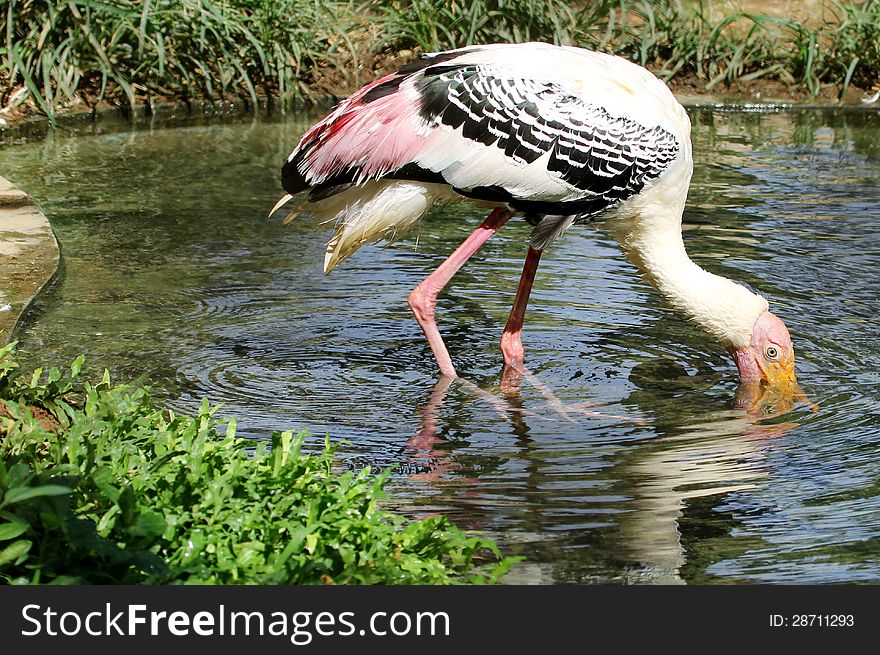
top-left (408, 285), bottom-right (436, 321)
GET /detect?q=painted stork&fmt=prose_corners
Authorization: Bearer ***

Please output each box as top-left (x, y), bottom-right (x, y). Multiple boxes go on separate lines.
top-left (272, 42), bottom-right (797, 387)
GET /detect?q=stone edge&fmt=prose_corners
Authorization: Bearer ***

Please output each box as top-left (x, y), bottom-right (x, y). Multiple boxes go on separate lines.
top-left (0, 177), bottom-right (61, 344)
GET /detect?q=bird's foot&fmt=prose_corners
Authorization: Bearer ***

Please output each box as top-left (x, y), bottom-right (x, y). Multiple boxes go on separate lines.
top-left (445, 367), bottom-right (643, 424)
top-left (499, 332), bottom-right (525, 372)
top-left (500, 365), bottom-right (646, 425)
top-left (454, 376), bottom-right (540, 423)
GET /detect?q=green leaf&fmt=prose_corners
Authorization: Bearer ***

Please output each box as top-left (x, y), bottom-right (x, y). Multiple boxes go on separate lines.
top-left (0, 345), bottom-right (514, 583)
top-left (0, 540), bottom-right (32, 566)
top-left (127, 512), bottom-right (166, 538)
top-left (2, 485), bottom-right (71, 507)
top-left (0, 521), bottom-right (28, 541)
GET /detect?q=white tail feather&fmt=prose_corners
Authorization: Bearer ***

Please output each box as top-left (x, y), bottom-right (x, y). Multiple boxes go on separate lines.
top-left (302, 180), bottom-right (453, 274)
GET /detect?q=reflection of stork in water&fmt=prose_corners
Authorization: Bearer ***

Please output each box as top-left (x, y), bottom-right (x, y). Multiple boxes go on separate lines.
top-left (273, 42), bottom-right (800, 396)
top-left (408, 372), bottom-right (641, 485)
top-left (404, 373), bottom-right (804, 583)
top-left (615, 418), bottom-right (796, 584)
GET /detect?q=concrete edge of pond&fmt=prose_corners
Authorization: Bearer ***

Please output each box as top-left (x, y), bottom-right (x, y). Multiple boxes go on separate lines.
top-left (0, 176), bottom-right (60, 345)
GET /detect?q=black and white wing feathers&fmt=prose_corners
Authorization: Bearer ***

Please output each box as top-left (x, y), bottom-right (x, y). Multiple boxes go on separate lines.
top-left (412, 64), bottom-right (680, 220)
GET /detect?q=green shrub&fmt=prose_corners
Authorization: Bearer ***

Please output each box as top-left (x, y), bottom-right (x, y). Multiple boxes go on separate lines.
top-left (1, 0), bottom-right (356, 120)
top-left (373, 0), bottom-right (880, 97)
top-left (0, 343), bottom-right (516, 584)
top-left (6, 1), bottom-right (880, 123)
top-left (804, 0), bottom-right (880, 96)
top-left (370, 0), bottom-right (619, 51)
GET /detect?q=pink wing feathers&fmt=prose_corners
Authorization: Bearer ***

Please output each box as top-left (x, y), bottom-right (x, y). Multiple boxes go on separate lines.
top-left (281, 50), bottom-right (467, 197)
top-left (292, 77), bottom-right (427, 184)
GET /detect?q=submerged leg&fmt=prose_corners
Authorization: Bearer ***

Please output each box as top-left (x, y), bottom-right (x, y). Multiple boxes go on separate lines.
top-left (500, 246), bottom-right (543, 371)
top-left (408, 207), bottom-right (513, 377)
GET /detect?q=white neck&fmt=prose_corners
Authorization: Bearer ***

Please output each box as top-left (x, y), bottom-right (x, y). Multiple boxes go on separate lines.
top-left (611, 171), bottom-right (768, 350)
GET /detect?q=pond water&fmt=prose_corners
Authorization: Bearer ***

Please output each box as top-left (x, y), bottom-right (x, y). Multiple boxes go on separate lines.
top-left (1, 105), bottom-right (879, 584)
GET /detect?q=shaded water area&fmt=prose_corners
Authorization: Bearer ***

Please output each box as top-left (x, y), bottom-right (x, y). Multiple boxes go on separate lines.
top-left (2, 105), bottom-right (879, 583)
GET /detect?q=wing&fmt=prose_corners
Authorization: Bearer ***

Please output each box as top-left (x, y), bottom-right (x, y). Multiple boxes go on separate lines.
top-left (282, 49), bottom-right (681, 220)
top-left (281, 51), bottom-right (462, 200)
top-left (411, 63), bottom-right (680, 217)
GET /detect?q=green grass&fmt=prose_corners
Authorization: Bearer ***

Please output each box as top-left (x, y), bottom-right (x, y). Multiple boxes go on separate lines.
top-left (798, 0), bottom-right (880, 95)
top-left (375, 0), bottom-right (880, 99)
top-left (369, 0), bottom-right (621, 51)
top-left (2, 2), bottom-right (880, 122)
top-left (1, 0), bottom-right (357, 122)
top-left (0, 343), bottom-right (517, 584)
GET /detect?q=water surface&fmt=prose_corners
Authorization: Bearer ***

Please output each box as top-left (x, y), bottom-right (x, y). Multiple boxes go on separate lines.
top-left (2, 106), bottom-right (879, 583)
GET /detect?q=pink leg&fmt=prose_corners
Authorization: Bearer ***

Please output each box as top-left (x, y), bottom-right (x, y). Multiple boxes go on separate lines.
top-left (408, 208), bottom-right (513, 377)
top-left (500, 246), bottom-right (542, 371)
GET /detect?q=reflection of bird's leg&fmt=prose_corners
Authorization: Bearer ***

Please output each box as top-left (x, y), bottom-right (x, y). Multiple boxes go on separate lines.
top-left (499, 362), bottom-right (524, 396)
top-left (408, 208), bottom-right (513, 377)
top-left (407, 376), bottom-right (460, 481)
top-left (500, 246), bottom-right (542, 371)
top-left (412, 375), bottom-right (455, 445)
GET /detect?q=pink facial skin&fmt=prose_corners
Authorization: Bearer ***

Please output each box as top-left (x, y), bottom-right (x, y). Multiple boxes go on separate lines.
top-left (729, 311), bottom-right (796, 385)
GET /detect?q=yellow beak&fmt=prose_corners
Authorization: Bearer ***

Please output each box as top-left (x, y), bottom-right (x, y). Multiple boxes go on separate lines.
top-left (759, 355), bottom-right (797, 386)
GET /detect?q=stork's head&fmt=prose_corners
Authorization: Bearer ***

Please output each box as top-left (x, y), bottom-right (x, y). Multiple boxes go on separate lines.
top-left (729, 311), bottom-right (796, 385)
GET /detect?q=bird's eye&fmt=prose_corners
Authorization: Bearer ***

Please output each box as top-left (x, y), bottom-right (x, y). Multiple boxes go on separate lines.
top-left (765, 346), bottom-right (779, 360)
